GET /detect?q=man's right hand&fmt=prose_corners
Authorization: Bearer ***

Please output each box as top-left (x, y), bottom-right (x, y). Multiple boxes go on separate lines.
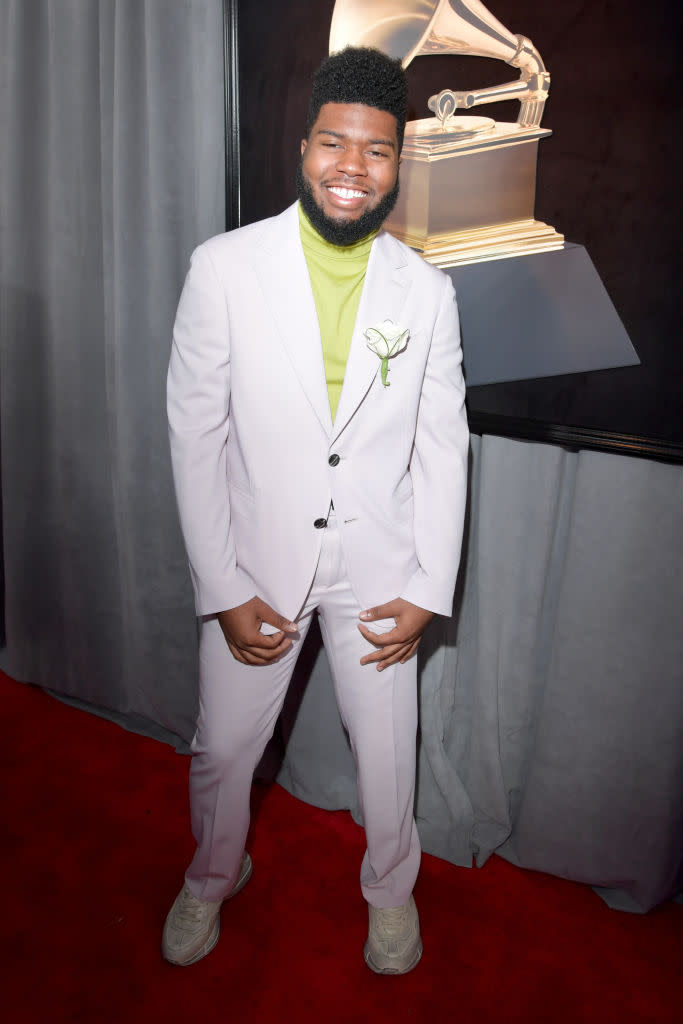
top-left (217, 597), bottom-right (298, 665)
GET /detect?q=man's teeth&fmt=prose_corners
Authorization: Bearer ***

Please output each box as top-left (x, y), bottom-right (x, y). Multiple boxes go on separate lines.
top-left (328, 186), bottom-right (366, 199)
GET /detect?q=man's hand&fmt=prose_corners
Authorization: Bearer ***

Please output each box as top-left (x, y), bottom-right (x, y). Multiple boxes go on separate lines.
top-left (217, 597), bottom-right (298, 665)
top-left (358, 598), bottom-right (434, 671)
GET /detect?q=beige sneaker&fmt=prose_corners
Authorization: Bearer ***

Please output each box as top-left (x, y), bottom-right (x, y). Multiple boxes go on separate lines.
top-left (162, 852), bottom-right (252, 965)
top-left (363, 895), bottom-right (423, 975)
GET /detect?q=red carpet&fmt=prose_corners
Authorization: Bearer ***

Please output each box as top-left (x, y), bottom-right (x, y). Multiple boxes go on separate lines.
top-left (2, 670), bottom-right (681, 1023)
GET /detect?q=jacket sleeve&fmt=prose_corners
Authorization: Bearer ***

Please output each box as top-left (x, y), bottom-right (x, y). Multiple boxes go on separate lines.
top-left (400, 273), bottom-right (469, 616)
top-left (167, 243), bottom-right (257, 616)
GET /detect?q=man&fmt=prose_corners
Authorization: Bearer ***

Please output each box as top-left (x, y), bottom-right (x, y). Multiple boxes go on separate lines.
top-left (164, 46), bottom-right (468, 974)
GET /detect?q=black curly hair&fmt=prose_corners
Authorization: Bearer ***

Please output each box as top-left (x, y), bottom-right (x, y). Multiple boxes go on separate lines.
top-left (306, 46), bottom-right (408, 151)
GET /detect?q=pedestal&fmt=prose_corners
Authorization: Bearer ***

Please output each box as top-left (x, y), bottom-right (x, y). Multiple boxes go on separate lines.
top-left (385, 118), bottom-right (564, 267)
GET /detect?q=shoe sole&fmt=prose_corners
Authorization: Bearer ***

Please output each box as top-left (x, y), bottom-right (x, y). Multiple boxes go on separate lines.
top-left (175, 917), bottom-right (221, 966)
top-left (163, 853), bottom-right (253, 967)
top-left (363, 937), bottom-right (423, 975)
top-left (228, 852), bottom-right (253, 900)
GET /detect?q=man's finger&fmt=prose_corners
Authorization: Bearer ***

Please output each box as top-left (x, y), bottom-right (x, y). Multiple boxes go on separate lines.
top-left (400, 642), bottom-right (419, 663)
top-left (257, 604), bottom-right (298, 634)
top-left (357, 623), bottom-right (402, 648)
top-left (247, 637), bottom-right (293, 660)
top-left (227, 642), bottom-right (250, 664)
top-left (230, 637), bottom-right (293, 665)
top-left (358, 603), bottom-right (397, 622)
top-left (254, 629), bottom-right (287, 649)
top-left (361, 637), bottom-right (420, 667)
top-left (230, 634), bottom-right (281, 656)
top-left (263, 637), bottom-right (293, 658)
top-left (240, 626), bottom-right (296, 652)
top-left (377, 642), bottom-right (419, 670)
top-left (360, 642), bottom-right (405, 666)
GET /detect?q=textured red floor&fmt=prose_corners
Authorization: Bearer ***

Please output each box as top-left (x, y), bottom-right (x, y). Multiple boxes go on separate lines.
top-left (2, 671), bottom-right (681, 1023)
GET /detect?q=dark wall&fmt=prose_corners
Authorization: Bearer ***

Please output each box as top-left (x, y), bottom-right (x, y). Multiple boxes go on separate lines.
top-left (238, 1), bottom-right (682, 445)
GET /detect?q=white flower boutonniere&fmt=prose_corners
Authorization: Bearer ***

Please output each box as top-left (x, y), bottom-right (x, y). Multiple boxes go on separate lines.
top-left (364, 320), bottom-right (410, 387)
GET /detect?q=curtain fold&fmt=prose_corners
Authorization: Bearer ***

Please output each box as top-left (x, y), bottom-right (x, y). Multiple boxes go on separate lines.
top-left (0, 0), bottom-right (226, 739)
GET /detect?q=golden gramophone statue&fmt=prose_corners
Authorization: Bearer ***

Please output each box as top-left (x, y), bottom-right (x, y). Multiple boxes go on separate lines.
top-left (329, 0), bottom-right (564, 267)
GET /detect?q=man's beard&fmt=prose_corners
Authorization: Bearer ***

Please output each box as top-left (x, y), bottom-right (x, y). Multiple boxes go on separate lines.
top-left (296, 161), bottom-right (400, 247)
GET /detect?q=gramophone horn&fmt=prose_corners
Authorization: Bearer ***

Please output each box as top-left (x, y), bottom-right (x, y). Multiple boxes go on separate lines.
top-left (329, 0), bottom-right (521, 68)
top-left (329, 0), bottom-right (548, 129)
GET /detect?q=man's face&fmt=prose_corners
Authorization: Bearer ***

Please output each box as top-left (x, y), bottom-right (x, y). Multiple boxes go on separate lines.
top-left (298, 102), bottom-right (401, 245)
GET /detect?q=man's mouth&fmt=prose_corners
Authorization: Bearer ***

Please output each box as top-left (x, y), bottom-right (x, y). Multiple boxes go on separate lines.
top-left (326, 185), bottom-right (368, 200)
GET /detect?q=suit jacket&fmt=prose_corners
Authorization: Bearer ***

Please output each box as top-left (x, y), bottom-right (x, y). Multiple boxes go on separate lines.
top-left (168, 202), bottom-right (469, 621)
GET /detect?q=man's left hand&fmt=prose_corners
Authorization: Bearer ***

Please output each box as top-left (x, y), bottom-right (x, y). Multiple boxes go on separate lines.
top-left (358, 599), bottom-right (434, 671)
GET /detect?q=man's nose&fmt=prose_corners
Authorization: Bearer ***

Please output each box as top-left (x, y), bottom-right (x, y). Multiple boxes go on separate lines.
top-left (336, 147), bottom-right (367, 177)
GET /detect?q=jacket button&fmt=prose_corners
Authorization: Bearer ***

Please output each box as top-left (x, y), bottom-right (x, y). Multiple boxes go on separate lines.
top-left (328, 453), bottom-right (340, 466)
top-left (314, 517), bottom-right (328, 529)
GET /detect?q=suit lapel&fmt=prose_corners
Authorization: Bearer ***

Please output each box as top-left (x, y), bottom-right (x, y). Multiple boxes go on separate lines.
top-left (254, 204), bottom-right (333, 436)
top-left (332, 231), bottom-right (411, 443)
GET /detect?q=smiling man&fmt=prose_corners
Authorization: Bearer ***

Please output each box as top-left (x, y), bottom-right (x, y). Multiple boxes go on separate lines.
top-left (165, 47), bottom-right (468, 974)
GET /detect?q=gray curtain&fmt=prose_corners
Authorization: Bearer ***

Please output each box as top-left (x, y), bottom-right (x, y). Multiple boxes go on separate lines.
top-left (2, 1), bottom-right (681, 914)
top-left (0, 0), bottom-right (225, 741)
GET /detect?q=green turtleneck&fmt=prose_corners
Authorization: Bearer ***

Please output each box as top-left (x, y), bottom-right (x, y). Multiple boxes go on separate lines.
top-left (298, 203), bottom-right (378, 422)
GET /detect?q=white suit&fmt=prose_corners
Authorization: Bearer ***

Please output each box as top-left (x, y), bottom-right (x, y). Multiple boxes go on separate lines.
top-left (168, 202), bottom-right (468, 907)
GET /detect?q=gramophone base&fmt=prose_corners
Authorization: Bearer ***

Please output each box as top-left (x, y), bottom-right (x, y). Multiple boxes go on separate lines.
top-left (384, 118), bottom-right (563, 267)
top-left (400, 219), bottom-right (565, 268)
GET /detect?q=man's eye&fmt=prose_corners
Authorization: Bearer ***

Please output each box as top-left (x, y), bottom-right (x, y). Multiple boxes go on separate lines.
top-left (369, 150), bottom-right (388, 158)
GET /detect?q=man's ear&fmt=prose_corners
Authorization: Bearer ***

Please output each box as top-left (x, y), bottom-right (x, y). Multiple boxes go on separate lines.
top-left (301, 138), bottom-right (307, 156)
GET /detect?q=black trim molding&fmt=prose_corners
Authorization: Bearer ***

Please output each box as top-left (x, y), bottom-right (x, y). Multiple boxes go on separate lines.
top-left (223, 0), bottom-right (241, 230)
top-left (468, 412), bottom-right (683, 465)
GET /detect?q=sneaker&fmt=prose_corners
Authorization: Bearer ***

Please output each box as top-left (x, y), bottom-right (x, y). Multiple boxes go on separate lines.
top-left (162, 852), bottom-right (252, 966)
top-left (363, 895), bottom-right (423, 975)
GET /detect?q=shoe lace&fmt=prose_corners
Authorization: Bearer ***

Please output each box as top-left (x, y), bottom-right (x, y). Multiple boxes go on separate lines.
top-left (177, 889), bottom-right (213, 927)
top-left (377, 905), bottom-right (410, 937)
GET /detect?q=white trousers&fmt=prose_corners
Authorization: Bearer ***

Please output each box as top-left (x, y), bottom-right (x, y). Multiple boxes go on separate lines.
top-left (185, 511), bottom-right (421, 908)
